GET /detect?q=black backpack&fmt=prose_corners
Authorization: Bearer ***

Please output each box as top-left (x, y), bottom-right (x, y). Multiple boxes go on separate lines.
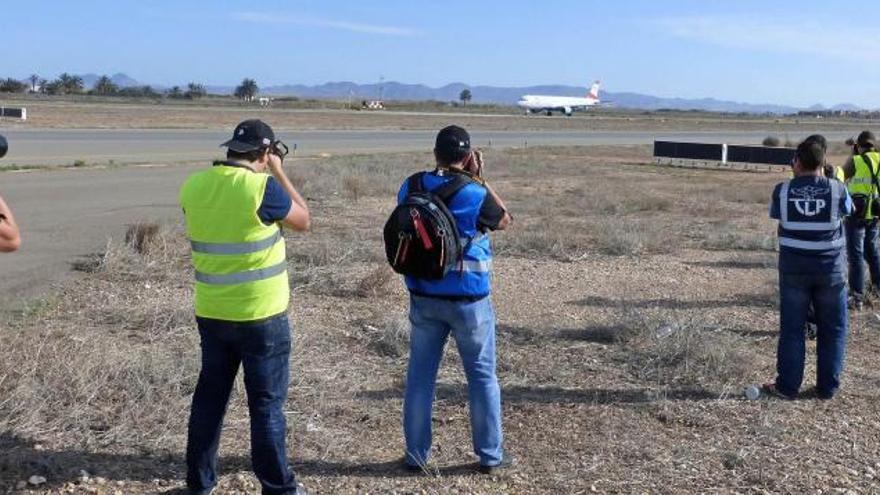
top-left (384, 171), bottom-right (472, 279)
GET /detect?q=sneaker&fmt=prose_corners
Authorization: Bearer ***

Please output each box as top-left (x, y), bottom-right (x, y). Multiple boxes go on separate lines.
top-left (849, 296), bottom-right (864, 311)
top-left (801, 386), bottom-right (835, 400)
top-left (762, 382), bottom-right (796, 400)
top-left (478, 452), bottom-right (514, 475)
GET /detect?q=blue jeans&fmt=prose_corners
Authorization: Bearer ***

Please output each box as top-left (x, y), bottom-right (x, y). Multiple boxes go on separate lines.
top-left (404, 295), bottom-right (503, 467)
top-left (186, 314), bottom-right (297, 495)
top-left (845, 218), bottom-right (880, 298)
top-left (776, 272), bottom-right (848, 398)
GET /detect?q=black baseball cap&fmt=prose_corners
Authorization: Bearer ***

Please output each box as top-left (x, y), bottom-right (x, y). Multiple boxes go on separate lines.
top-left (435, 125), bottom-right (471, 155)
top-left (0, 134), bottom-right (7, 159)
top-left (221, 119), bottom-right (275, 153)
top-left (857, 130), bottom-right (876, 148)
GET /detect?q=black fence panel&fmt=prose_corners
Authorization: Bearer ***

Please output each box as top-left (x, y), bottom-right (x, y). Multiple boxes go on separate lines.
top-left (653, 141), bottom-right (723, 160)
top-left (0, 107), bottom-right (25, 118)
top-left (727, 145), bottom-right (795, 165)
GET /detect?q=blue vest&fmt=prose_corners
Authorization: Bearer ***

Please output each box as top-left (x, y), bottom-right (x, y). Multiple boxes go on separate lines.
top-left (397, 172), bottom-right (494, 298)
top-left (775, 177), bottom-right (849, 274)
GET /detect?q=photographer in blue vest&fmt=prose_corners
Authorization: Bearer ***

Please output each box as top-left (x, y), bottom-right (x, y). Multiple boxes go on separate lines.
top-left (396, 125), bottom-right (513, 473)
top-left (765, 136), bottom-right (853, 400)
top-left (841, 131), bottom-right (880, 310)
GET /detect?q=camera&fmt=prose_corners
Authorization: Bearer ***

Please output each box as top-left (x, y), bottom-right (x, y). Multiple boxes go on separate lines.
top-left (846, 137), bottom-right (859, 155)
top-left (0, 134), bottom-right (7, 159)
top-left (270, 140), bottom-right (291, 160)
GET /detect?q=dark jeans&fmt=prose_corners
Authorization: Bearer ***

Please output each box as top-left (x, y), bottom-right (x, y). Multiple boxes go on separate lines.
top-left (186, 314), bottom-right (297, 495)
top-left (776, 272), bottom-right (848, 398)
top-left (845, 218), bottom-right (880, 298)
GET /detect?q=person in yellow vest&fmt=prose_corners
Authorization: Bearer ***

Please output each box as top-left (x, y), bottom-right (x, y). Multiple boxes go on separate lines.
top-left (842, 131), bottom-right (880, 310)
top-left (180, 119), bottom-right (310, 495)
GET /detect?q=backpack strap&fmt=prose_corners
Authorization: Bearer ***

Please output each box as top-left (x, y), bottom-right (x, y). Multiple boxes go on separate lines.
top-left (431, 173), bottom-right (473, 204)
top-left (407, 172), bottom-right (426, 194)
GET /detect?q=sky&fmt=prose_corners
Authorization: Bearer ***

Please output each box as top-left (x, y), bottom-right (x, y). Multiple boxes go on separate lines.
top-left (4, 0), bottom-right (880, 108)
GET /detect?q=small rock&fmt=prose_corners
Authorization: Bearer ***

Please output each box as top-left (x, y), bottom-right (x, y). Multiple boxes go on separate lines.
top-left (115, 480), bottom-right (125, 487)
top-left (28, 475), bottom-right (47, 486)
top-left (16, 480), bottom-right (28, 490)
top-left (94, 476), bottom-right (107, 485)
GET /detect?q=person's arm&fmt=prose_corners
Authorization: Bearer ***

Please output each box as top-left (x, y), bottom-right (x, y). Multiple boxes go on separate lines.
top-left (475, 181), bottom-right (513, 232)
top-left (484, 182), bottom-right (512, 231)
top-left (842, 156), bottom-right (856, 180)
top-left (0, 194), bottom-right (21, 252)
top-left (268, 154), bottom-right (310, 232)
top-left (769, 184), bottom-right (781, 219)
top-left (841, 184), bottom-right (854, 216)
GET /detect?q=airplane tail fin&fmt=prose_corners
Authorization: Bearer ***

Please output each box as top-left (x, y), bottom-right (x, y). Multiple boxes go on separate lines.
top-left (587, 80), bottom-right (601, 101)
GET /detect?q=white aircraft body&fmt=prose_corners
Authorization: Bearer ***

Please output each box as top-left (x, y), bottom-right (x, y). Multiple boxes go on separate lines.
top-left (517, 81), bottom-right (602, 116)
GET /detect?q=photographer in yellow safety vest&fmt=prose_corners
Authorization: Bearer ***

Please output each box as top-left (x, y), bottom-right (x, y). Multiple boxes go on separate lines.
top-left (179, 119), bottom-right (310, 495)
top-left (841, 131), bottom-right (880, 310)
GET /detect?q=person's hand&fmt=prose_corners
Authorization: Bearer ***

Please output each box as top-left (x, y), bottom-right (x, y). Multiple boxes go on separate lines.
top-left (267, 151), bottom-right (285, 175)
top-left (463, 150), bottom-right (483, 178)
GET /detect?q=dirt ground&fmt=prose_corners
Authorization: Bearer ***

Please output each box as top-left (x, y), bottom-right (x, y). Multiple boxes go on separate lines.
top-left (2, 97), bottom-right (878, 134)
top-left (1, 146), bottom-right (879, 494)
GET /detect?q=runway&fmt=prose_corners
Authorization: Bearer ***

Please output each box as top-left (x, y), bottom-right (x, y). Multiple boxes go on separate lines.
top-left (0, 128), bottom-right (856, 166)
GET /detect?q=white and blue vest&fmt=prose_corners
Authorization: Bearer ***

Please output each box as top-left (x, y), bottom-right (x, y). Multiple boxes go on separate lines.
top-left (397, 172), bottom-right (494, 299)
top-left (772, 176), bottom-right (851, 274)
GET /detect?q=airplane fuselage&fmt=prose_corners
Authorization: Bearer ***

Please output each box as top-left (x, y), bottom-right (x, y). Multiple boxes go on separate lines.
top-left (516, 95), bottom-right (599, 116)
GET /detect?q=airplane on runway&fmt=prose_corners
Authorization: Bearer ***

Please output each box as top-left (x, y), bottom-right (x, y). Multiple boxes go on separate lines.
top-left (517, 80), bottom-right (603, 116)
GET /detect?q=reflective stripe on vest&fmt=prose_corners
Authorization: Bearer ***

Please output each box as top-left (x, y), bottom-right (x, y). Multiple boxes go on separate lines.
top-left (778, 236), bottom-right (845, 250)
top-left (779, 181), bottom-right (840, 231)
top-left (190, 230), bottom-right (282, 255)
top-left (461, 259), bottom-right (492, 273)
top-left (194, 260), bottom-right (287, 285)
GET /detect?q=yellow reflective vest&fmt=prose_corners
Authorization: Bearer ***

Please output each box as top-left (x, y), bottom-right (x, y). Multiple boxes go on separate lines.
top-left (847, 151), bottom-right (880, 219)
top-left (180, 164), bottom-right (289, 321)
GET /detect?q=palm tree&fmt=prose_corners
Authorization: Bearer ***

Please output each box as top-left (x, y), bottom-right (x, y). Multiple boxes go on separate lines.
top-left (93, 75), bottom-right (118, 95)
top-left (459, 88), bottom-right (472, 106)
top-left (234, 78), bottom-right (258, 101)
top-left (186, 82), bottom-right (206, 99)
top-left (57, 73), bottom-right (84, 94)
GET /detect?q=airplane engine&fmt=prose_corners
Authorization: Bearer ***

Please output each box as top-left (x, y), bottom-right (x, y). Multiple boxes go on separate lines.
top-left (563, 107), bottom-right (573, 116)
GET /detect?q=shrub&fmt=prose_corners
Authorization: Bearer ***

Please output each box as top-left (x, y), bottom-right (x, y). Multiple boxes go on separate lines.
top-left (762, 136), bottom-right (781, 147)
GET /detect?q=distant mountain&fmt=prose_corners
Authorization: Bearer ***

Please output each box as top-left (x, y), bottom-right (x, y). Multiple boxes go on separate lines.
top-left (78, 73), bottom-right (142, 89)
top-left (51, 73), bottom-right (866, 114)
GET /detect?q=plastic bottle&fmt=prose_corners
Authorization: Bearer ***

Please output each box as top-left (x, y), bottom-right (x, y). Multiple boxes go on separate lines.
top-left (744, 385), bottom-right (761, 400)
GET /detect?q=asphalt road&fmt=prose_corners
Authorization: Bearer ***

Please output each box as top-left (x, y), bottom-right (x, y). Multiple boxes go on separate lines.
top-left (0, 128), bottom-right (857, 166)
top-left (0, 163), bottom-right (200, 308)
top-left (0, 127), bottom-right (854, 308)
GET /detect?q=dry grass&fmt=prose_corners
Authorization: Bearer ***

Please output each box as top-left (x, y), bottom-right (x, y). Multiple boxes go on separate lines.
top-left (2, 145), bottom-right (880, 493)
